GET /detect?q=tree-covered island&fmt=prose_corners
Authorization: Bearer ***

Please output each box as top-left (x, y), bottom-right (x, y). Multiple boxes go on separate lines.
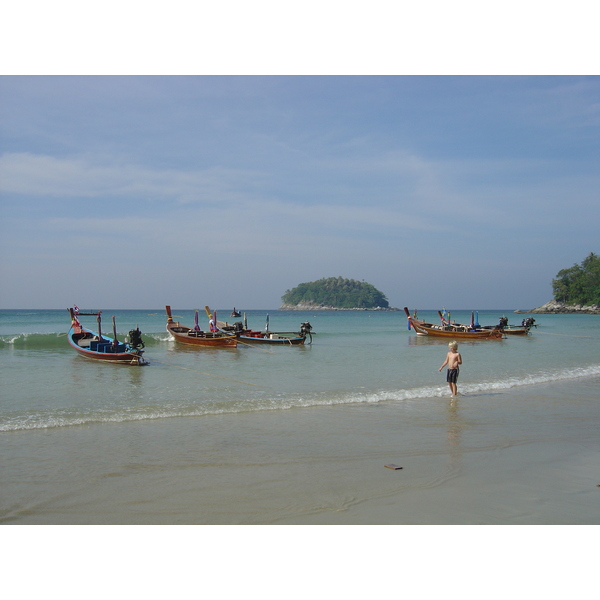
top-left (280, 277), bottom-right (397, 310)
top-left (528, 252), bottom-right (600, 314)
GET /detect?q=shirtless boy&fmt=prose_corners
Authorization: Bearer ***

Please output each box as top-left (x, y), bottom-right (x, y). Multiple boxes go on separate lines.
top-left (439, 341), bottom-right (462, 397)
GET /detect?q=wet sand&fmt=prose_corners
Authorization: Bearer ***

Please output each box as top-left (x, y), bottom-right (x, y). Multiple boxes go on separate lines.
top-left (2, 375), bottom-right (599, 526)
top-left (4, 375), bottom-right (598, 598)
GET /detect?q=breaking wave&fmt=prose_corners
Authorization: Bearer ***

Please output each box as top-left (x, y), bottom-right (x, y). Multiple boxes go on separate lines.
top-left (2, 364), bottom-right (599, 432)
top-left (0, 331), bottom-right (168, 349)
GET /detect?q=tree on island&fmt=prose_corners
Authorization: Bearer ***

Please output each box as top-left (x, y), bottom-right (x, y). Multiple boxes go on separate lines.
top-left (552, 252), bottom-right (600, 305)
top-left (281, 277), bottom-right (390, 309)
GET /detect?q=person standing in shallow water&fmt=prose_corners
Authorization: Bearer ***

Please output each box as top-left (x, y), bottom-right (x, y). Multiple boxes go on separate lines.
top-left (439, 341), bottom-right (462, 397)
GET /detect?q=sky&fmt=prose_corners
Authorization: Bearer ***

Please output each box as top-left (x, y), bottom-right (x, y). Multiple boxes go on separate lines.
top-left (1, 9), bottom-right (599, 311)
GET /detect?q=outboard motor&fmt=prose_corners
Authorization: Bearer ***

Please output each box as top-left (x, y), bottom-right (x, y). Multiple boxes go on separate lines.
top-left (233, 321), bottom-right (244, 333)
top-left (128, 327), bottom-right (145, 350)
top-left (499, 316), bottom-right (509, 328)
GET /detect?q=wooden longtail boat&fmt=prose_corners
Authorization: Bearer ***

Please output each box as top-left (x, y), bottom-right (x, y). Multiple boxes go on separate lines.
top-left (404, 307), bottom-right (504, 339)
top-left (67, 308), bottom-right (147, 365)
top-left (445, 312), bottom-right (533, 336)
top-left (238, 330), bottom-right (310, 345)
top-left (165, 306), bottom-right (237, 347)
top-left (230, 323), bottom-right (312, 345)
top-left (208, 306), bottom-right (313, 346)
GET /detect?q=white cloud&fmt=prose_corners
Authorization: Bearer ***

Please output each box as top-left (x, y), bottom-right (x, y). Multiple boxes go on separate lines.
top-left (0, 153), bottom-right (265, 204)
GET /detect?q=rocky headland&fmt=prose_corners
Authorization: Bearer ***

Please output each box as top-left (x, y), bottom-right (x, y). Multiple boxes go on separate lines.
top-left (516, 300), bottom-right (600, 314)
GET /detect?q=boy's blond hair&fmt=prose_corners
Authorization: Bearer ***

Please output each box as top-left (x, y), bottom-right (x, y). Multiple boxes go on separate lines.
top-left (448, 341), bottom-right (458, 350)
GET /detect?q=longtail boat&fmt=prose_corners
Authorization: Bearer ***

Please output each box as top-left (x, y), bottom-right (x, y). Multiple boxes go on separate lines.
top-left (165, 306), bottom-right (237, 347)
top-left (444, 311), bottom-right (533, 336)
top-left (479, 315), bottom-right (535, 335)
top-left (404, 307), bottom-right (504, 339)
top-left (67, 307), bottom-right (147, 365)
top-left (208, 306), bottom-right (313, 346)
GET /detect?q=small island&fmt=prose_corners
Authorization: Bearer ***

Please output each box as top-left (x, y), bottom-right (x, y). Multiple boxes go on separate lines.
top-left (522, 252), bottom-right (600, 314)
top-left (279, 276), bottom-right (398, 311)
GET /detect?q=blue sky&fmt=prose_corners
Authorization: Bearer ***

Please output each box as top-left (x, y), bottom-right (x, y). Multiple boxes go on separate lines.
top-left (1, 75), bottom-right (599, 309)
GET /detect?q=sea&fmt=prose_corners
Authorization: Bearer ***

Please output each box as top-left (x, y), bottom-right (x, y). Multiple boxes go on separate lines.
top-left (1, 307), bottom-right (599, 528)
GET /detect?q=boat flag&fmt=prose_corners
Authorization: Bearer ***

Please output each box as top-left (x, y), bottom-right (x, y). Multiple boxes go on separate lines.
top-left (73, 305), bottom-right (80, 314)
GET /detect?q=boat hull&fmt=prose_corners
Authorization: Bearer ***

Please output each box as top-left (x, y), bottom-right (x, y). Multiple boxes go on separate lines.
top-left (238, 333), bottom-right (305, 345)
top-left (68, 328), bottom-right (147, 364)
top-left (409, 320), bottom-right (504, 339)
top-left (165, 306), bottom-right (237, 347)
top-left (166, 322), bottom-right (238, 347)
top-left (404, 308), bottom-right (503, 339)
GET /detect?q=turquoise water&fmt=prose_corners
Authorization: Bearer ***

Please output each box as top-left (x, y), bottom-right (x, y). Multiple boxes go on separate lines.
top-left (1, 307), bottom-right (599, 431)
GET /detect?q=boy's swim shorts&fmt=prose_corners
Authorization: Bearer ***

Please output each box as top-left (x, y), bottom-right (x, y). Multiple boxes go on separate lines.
top-left (447, 368), bottom-right (459, 383)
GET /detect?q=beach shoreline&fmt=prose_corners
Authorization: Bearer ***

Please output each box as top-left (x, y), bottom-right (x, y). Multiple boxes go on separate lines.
top-left (2, 374), bottom-right (599, 526)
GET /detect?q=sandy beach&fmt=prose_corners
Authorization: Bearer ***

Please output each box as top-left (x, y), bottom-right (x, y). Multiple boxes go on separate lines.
top-left (4, 376), bottom-right (598, 600)
top-left (3, 374), bottom-right (598, 526)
